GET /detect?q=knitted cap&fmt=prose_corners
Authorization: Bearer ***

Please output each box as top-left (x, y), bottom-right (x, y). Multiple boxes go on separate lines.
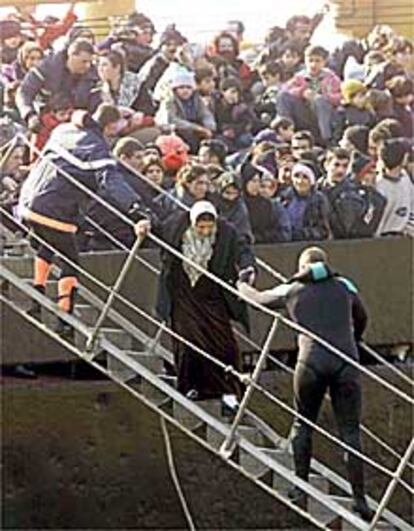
top-left (351, 151), bottom-right (376, 177)
top-left (292, 162), bottom-right (316, 185)
top-left (217, 171), bottom-right (241, 193)
top-left (341, 79), bottom-right (367, 104)
top-left (171, 69), bottom-right (196, 89)
top-left (0, 20), bottom-right (21, 41)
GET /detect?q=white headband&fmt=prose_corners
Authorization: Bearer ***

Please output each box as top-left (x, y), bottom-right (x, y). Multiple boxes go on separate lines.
top-left (292, 162), bottom-right (316, 185)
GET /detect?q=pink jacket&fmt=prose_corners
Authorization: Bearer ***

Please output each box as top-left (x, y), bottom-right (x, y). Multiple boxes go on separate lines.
top-left (283, 68), bottom-right (342, 107)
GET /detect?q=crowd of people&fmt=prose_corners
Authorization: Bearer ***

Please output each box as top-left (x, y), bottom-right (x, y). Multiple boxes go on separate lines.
top-left (1, 4), bottom-right (413, 252)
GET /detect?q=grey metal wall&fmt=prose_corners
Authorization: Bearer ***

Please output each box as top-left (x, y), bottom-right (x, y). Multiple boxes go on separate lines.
top-left (2, 237), bottom-right (413, 364)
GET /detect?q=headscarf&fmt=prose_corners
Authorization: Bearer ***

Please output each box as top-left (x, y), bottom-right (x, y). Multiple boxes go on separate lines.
top-left (182, 201), bottom-right (217, 287)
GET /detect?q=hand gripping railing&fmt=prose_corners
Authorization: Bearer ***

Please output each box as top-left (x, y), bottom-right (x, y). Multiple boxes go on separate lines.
top-left (2, 206), bottom-right (413, 502)
top-left (20, 132), bottom-right (414, 397)
top-left (13, 135), bottom-right (414, 515)
top-left (82, 212), bottom-right (414, 473)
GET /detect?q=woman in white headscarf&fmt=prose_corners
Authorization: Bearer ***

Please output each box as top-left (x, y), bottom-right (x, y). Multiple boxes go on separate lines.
top-left (137, 200), bottom-right (255, 400)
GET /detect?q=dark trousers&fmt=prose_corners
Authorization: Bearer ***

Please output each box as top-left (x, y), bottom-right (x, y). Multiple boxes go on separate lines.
top-left (29, 223), bottom-right (79, 279)
top-left (291, 361), bottom-right (365, 499)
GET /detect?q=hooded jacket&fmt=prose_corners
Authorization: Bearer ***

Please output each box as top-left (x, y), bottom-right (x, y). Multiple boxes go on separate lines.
top-left (18, 118), bottom-right (143, 233)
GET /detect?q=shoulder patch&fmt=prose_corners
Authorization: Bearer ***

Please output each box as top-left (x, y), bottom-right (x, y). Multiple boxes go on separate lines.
top-left (338, 277), bottom-right (358, 294)
top-left (310, 262), bottom-right (329, 281)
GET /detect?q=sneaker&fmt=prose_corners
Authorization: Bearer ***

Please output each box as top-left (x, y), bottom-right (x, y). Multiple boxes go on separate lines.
top-left (186, 389), bottom-right (199, 400)
top-left (222, 394), bottom-right (239, 417)
top-left (352, 497), bottom-right (374, 521)
top-left (287, 486), bottom-right (307, 503)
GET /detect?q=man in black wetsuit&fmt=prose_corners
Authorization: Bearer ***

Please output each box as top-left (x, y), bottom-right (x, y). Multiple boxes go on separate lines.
top-left (238, 246), bottom-right (374, 521)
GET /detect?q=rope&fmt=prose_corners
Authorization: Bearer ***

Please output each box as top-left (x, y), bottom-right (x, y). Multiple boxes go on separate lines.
top-left (1, 207), bottom-right (412, 494)
top-left (82, 210), bottom-right (414, 474)
top-left (160, 417), bottom-right (196, 531)
top-left (0, 293), bottom-right (330, 531)
top-left (16, 134), bottom-right (414, 404)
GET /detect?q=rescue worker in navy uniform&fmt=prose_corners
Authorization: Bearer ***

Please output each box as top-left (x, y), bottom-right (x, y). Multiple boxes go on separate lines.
top-left (18, 103), bottom-right (148, 338)
top-left (238, 246), bottom-right (374, 521)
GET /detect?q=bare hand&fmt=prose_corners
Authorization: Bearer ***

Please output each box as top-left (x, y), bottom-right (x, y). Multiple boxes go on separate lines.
top-left (134, 219), bottom-right (151, 239)
top-left (303, 89), bottom-right (314, 101)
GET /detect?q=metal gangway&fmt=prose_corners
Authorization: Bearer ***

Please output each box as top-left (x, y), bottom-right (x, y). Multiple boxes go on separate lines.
top-left (1, 133), bottom-right (413, 530)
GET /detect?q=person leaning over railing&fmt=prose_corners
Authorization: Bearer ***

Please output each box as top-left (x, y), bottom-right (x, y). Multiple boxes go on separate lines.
top-left (17, 104), bottom-right (152, 340)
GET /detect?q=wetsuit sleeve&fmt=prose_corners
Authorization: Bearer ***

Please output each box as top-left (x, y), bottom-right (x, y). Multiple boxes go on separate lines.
top-left (238, 282), bottom-right (292, 309)
top-left (351, 292), bottom-right (368, 341)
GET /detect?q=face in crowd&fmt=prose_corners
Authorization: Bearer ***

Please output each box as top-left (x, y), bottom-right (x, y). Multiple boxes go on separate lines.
top-left (292, 170), bottom-right (312, 196)
top-left (187, 173), bottom-right (210, 200)
top-left (325, 156), bottom-right (350, 184)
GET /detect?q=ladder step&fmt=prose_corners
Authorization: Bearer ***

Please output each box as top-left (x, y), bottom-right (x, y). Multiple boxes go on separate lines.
top-left (100, 328), bottom-right (133, 350)
top-left (173, 402), bottom-right (204, 430)
top-left (157, 374), bottom-right (178, 389)
top-left (239, 449), bottom-right (271, 478)
top-left (123, 351), bottom-right (164, 373)
top-left (308, 496), bottom-right (341, 527)
top-left (309, 473), bottom-right (330, 495)
top-left (107, 353), bottom-right (135, 383)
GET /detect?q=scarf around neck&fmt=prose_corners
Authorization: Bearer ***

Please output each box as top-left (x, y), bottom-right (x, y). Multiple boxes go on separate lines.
top-left (181, 225), bottom-right (217, 287)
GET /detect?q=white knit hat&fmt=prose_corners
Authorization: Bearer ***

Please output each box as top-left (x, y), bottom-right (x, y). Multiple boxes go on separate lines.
top-left (170, 69), bottom-right (196, 90)
top-left (190, 200), bottom-right (218, 226)
top-left (292, 162), bottom-right (316, 185)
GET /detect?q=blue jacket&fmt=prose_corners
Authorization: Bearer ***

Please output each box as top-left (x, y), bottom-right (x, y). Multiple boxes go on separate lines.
top-left (281, 187), bottom-right (331, 241)
top-left (18, 119), bottom-right (142, 232)
top-left (16, 50), bottom-right (101, 121)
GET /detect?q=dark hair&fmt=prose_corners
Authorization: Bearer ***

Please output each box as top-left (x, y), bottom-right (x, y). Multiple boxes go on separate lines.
top-left (67, 38), bottom-right (95, 56)
top-left (177, 162), bottom-right (208, 186)
top-left (380, 138), bottom-right (408, 169)
top-left (304, 45), bottom-right (329, 60)
top-left (46, 93), bottom-right (73, 113)
top-left (280, 39), bottom-right (303, 56)
top-left (195, 66), bottom-right (215, 84)
top-left (343, 125), bottom-right (369, 154)
top-left (93, 103), bottom-right (121, 129)
top-left (259, 60), bottom-right (285, 79)
top-left (100, 49), bottom-right (126, 77)
top-left (213, 31), bottom-right (239, 57)
top-left (113, 137), bottom-right (144, 158)
top-left (292, 130), bottom-right (314, 146)
top-left (195, 212), bottom-right (216, 224)
top-left (128, 11), bottom-right (155, 32)
top-left (270, 116), bottom-right (294, 133)
top-left (326, 147), bottom-right (351, 162)
top-left (371, 118), bottom-right (403, 141)
top-left (219, 76), bottom-right (242, 93)
top-left (199, 139), bottom-right (228, 165)
top-left (286, 15), bottom-right (312, 33)
top-left (388, 76), bottom-right (413, 98)
top-left (142, 155), bottom-right (164, 173)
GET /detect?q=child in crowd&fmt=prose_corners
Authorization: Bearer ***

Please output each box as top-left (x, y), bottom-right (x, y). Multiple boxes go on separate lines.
top-left (387, 76), bottom-right (413, 138)
top-left (241, 164), bottom-right (291, 243)
top-left (255, 60), bottom-right (285, 124)
top-left (277, 45), bottom-right (342, 143)
top-left (332, 80), bottom-right (376, 144)
top-left (216, 170), bottom-right (253, 244)
top-left (155, 69), bottom-right (216, 153)
top-left (215, 77), bottom-right (261, 153)
top-left (32, 94), bottom-right (73, 156)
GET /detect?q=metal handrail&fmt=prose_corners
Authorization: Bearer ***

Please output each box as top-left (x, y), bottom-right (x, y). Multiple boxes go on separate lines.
top-left (1, 207), bottom-right (413, 496)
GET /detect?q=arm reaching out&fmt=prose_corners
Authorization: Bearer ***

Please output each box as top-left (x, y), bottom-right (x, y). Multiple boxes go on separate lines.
top-left (237, 282), bottom-right (292, 309)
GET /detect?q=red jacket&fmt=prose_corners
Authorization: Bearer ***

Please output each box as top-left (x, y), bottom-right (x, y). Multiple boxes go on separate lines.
top-left (283, 67), bottom-right (342, 107)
